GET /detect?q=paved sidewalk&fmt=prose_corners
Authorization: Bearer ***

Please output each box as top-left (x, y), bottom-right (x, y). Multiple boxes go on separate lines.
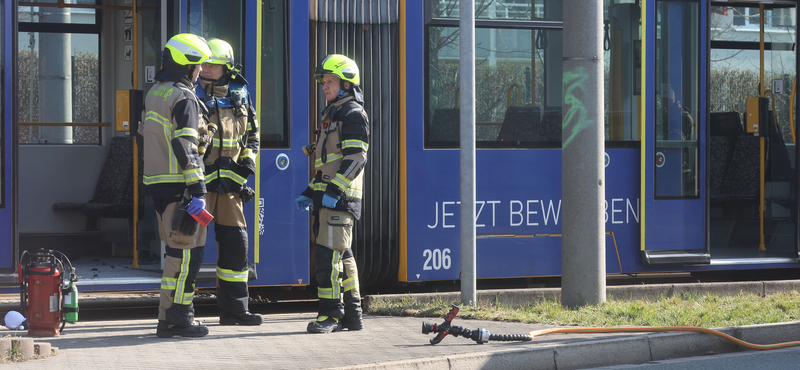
top-left (4, 313), bottom-right (800, 370)
top-left (3, 280), bottom-right (800, 369)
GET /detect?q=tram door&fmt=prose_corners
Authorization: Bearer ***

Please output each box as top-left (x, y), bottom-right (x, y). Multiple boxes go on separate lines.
top-left (642, 1), bottom-right (708, 265)
top-left (0, 1), bottom-right (14, 284)
top-left (708, 3), bottom-right (798, 262)
top-left (187, 1), bottom-right (310, 286)
top-left (11, 1), bottom-right (166, 288)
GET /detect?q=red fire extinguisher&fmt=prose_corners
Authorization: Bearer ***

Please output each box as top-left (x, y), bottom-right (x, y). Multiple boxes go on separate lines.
top-left (19, 249), bottom-right (78, 337)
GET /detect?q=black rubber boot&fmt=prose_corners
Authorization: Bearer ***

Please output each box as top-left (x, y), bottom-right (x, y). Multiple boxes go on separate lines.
top-left (156, 320), bottom-right (209, 338)
top-left (341, 299), bottom-right (364, 331)
top-left (306, 316), bottom-right (341, 334)
top-left (220, 311), bottom-right (264, 326)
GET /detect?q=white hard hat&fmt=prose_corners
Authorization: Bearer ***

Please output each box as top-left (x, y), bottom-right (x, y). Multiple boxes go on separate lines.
top-left (4, 311), bottom-right (27, 330)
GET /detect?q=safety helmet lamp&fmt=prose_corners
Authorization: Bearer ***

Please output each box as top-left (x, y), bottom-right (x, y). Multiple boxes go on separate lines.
top-left (314, 54), bottom-right (360, 86)
top-left (206, 38), bottom-right (235, 71)
top-left (164, 33), bottom-right (212, 66)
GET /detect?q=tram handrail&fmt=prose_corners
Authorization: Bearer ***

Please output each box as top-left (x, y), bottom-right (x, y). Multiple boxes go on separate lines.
top-left (791, 76), bottom-right (796, 144)
top-left (507, 84), bottom-right (521, 107)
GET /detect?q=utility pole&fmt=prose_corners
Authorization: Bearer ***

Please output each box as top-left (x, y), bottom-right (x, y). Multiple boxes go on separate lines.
top-left (561, 0), bottom-right (606, 307)
top-left (459, 0), bottom-right (476, 306)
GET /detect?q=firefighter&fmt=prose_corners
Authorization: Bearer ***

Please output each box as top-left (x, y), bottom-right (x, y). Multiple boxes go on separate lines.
top-left (296, 54), bottom-right (369, 333)
top-left (137, 33), bottom-right (212, 338)
top-left (195, 38), bottom-right (263, 326)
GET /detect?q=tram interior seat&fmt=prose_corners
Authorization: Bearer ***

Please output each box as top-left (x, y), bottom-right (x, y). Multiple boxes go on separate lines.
top-left (707, 111), bottom-right (760, 222)
top-left (539, 106), bottom-right (562, 142)
top-left (764, 116), bottom-right (796, 213)
top-left (498, 106), bottom-right (540, 142)
top-left (52, 136), bottom-right (137, 231)
top-left (709, 112), bottom-right (743, 201)
top-left (428, 108), bottom-right (460, 143)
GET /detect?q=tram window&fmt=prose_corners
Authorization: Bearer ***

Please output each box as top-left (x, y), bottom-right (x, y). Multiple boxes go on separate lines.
top-left (18, 1), bottom-right (98, 24)
top-left (654, 0), bottom-right (700, 198)
top-left (260, 0), bottom-right (288, 148)
top-left (187, 0), bottom-right (243, 67)
top-left (429, 0), bottom-right (562, 21)
top-left (426, 26), bottom-right (563, 149)
top-left (710, 6), bottom-right (796, 145)
top-left (0, 4), bottom-right (3, 207)
top-left (188, 0), bottom-right (288, 148)
top-left (605, 1), bottom-right (642, 144)
top-left (17, 2), bottom-right (101, 145)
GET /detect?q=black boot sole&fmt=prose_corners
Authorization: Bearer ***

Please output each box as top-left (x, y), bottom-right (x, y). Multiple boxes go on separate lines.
top-left (340, 321), bottom-right (364, 330)
top-left (156, 328), bottom-right (209, 338)
top-left (306, 321), bottom-right (342, 333)
top-left (219, 317), bottom-right (263, 326)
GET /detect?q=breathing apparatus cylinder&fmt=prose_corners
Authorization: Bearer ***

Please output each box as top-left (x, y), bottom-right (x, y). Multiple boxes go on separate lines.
top-left (63, 281), bottom-right (78, 323)
top-left (198, 123), bottom-right (218, 155)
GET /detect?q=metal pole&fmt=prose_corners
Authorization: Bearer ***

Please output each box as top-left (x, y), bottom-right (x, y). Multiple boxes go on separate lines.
top-left (561, 0), bottom-right (605, 307)
top-left (459, 0), bottom-right (476, 306)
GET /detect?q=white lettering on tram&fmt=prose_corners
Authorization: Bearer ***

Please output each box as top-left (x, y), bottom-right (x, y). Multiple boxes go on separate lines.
top-left (428, 198), bottom-right (639, 229)
top-left (604, 198), bottom-right (640, 224)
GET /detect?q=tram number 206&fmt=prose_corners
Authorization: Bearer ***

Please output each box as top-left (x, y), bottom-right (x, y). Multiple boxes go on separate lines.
top-left (422, 248), bottom-right (451, 270)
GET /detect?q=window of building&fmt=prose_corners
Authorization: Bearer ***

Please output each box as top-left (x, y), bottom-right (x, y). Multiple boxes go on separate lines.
top-left (17, 2), bottom-right (101, 145)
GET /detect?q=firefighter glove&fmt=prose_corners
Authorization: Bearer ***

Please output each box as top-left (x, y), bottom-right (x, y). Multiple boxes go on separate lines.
top-left (322, 194), bottom-right (339, 209)
top-left (295, 195), bottom-right (312, 211)
top-left (238, 157), bottom-right (256, 176)
top-left (172, 200), bottom-right (199, 236)
top-left (187, 196), bottom-right (206, 215)
top-left (240, 186), bottom-right (255, 203)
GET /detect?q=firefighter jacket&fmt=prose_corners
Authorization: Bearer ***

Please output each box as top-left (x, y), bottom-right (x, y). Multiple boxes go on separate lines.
top-left (138, 77), bottom-right (207, 199)
top-left (195, 81), bottom-right (260, 194)
top-left (301, 96), bottom-right (370, 220)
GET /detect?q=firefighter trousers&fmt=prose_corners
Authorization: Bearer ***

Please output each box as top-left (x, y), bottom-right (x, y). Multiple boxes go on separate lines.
top-left (154, 197), bottom-right (206, 326)
top-left (313, 212), bottom-right (361, 319)
top-left (206, 191), bottom-right (250, 314)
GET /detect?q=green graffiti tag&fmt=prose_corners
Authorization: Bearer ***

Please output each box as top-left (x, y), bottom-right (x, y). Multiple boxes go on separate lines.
top-left (562, 66), bottom-right (592, 148)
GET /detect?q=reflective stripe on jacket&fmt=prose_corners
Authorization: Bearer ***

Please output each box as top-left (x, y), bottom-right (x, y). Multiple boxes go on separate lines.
top-left (139, 78), bottom-right (206, 198)
top-left (196, 82), bottom-right (260, 194)
top-left (301, 96), bottom-right (370, 220)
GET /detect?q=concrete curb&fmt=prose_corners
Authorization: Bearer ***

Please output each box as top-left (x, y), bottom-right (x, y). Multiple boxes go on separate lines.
top-left (335, 321), bottom-right (800, 370)
top-left (363, 280), bottom-right (800, 310)
top-left (0, 337), bottom-right (57, 362)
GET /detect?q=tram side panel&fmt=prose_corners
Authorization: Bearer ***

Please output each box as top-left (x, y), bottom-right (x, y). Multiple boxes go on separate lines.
top-left (404, 148), bottom-right (641, 281)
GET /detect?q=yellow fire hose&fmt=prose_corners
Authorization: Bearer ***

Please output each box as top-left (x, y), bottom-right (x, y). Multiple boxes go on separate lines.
top-left (423, 305), bottom-right (800, 350)
top-left (528, 326), bottom-right (800, 350)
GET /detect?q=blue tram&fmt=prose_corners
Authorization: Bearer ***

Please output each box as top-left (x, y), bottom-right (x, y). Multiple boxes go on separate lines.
top-left (0, 0), bottom-right (798, 292)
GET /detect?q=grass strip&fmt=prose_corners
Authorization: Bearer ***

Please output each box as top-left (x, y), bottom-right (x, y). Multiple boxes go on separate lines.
top-left (366, 291), bottom-right (800, 328)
